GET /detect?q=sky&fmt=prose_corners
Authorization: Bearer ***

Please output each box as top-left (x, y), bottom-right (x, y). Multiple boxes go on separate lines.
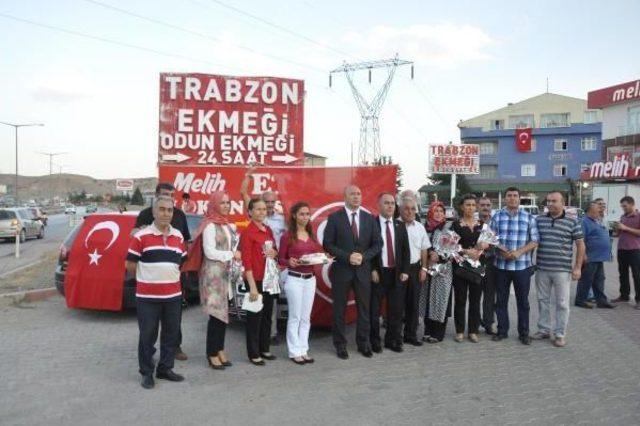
top-left (1, 0), bottom-right (639, 192)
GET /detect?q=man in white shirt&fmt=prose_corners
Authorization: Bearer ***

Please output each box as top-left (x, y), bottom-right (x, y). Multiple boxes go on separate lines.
top-left (399, 196), bottom-right (431, 346)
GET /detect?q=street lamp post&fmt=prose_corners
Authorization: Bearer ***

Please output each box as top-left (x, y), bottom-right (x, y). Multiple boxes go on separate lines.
top-left (0, 121), bottom-right (44, 204)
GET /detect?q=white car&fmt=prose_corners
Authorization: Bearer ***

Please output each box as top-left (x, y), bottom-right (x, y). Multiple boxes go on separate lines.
top-left (64, 205), bottom-right (77, 215)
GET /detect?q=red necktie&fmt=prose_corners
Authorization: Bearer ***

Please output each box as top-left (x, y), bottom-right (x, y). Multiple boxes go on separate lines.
top-left (386, 220), bottom-right (395, 268)
top-left (351, 212), bottom-right (358, 240)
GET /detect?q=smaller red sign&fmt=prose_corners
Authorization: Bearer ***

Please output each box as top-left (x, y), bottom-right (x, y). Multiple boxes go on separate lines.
top-left (515, 128), bottom-right (532, 152)
top-left (588, 79), bottom-right (640, 109)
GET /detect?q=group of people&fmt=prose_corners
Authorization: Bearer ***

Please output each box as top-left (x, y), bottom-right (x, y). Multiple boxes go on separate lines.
top-left (124, 180), bottom-right (640, 389)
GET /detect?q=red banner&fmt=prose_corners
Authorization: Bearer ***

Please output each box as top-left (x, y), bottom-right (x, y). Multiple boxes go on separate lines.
top-left (159, 165), bottom-right (397, 326)
top-left (588, 79), bottom-right (640, 109)
top-left (515, 128), bottom-right (532, 152)
top-left (64, 214), bottom-right (137, 311)
top-left (429, 144), bottom-right (479, 174)
top-left (158, 73), bottom-right (304, 167)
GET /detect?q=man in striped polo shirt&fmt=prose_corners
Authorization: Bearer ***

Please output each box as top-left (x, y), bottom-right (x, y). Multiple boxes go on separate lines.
top-left (533, 191), bottom-right (585, 348)
top-left (126, 196), bottom-right (187, 389)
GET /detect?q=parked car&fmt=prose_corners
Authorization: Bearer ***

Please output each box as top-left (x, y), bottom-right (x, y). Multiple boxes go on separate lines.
top-left (445, 206), bottom-right (457, 220)
top-left (29, 207), bottom-right (48, 226)
top-left (0, 207), bottom-right (45, 242)
top-left (64, 205), bottom-right (77, 214)
top-left (520, 205), bottom-right (540, 217)
top-left (85, 204), bottom-right (98, 213)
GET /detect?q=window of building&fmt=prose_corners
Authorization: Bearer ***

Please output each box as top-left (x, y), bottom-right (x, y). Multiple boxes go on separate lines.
top-left (581, 137), bottom-right (597, 151)
top-left (584, 110), bottom-right (599, 124)
top-left (489, 119), bottom-right (504, 130)
top-left (628, 105), bottom-right (640, 134)
top-left (479, 165), bottom-right (498, 178)
top-left (521, 164), bottom-right (536, 177)
top-left (554, 138), bottom-right (568, 151)
top-left (508, 114), bottom-right (534, 129)
top-left (540, 113), bottom-right (570, 128)
top-left (479, 141), bottom-right (498, 155)
top-left (553, 164), bottom-right (568, 177)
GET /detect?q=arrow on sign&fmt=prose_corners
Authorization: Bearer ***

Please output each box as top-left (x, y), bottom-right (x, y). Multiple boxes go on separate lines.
top-left (161, 153), bottom-right (191, 163)
top-left (272, 154), bottom-right (298, 164)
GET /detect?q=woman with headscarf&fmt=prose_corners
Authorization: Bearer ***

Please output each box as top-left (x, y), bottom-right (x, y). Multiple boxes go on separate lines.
top-left (422, 201), bottom-right (454, 343)
top-left (188, 191), bottom-right (240, 370)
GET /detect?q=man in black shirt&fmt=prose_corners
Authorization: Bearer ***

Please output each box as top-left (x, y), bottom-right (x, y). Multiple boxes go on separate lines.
top-left (134, 182), bottom-right (191, 361)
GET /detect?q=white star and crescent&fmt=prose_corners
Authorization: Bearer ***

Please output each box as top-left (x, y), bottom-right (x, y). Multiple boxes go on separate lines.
top-left (84, 221), bottom-right (121, 266)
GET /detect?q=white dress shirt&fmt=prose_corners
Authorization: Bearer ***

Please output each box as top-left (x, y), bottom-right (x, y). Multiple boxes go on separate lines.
top-left (379, 215), bottom-right (396, 268)
top-left (203, 223), bottom-right (233, 262)
top-left (404, 219), bottom-right (431, 264)
top-left (265, 212), bottom-right (286, 249)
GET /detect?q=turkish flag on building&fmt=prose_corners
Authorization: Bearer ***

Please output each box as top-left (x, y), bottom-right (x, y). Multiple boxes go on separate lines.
top-left (516, 128), bottom-right (532, 152)
top-left (64, 214), bottom-right (137, 311)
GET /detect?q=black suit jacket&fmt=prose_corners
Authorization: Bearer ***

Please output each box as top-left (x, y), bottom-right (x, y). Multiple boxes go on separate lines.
top-left (323, 207), bottom-right (383, 283)
top-left (372, 217), bottom-right (410, 278)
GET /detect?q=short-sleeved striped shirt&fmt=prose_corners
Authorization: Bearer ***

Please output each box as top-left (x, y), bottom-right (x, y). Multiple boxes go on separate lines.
top-left (127, 223), bottom-right (187, 300)
top-left (535, 212), bottom-right (583, 272)
top-left (490, 208), bottom-right (540, 271)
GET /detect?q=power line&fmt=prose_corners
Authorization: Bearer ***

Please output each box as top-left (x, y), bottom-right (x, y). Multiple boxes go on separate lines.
top-left (80, 0), bottom-right (326, 74)
top-left (0, 12), bottom-right (229, 68)
top-left (205, 0), bottom-right (353, 59)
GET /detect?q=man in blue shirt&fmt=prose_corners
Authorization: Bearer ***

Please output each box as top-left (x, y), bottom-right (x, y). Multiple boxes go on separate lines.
top-left (490, 187), bottom-right (539, 345)
top-left (575, 201), bottom-right (616, 309)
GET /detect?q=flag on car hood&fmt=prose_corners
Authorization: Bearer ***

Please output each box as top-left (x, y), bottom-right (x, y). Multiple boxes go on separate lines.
top-left (64, 214), bottom-right (137, 310)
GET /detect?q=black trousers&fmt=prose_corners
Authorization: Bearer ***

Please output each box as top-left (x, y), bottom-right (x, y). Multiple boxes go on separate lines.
top-left (137, 297), bottom-right (181, 376)
top-left (206, 315), bottom-right (226, 356)
top-left (424, 281), bottom-right (452, 342)
top-left (481, 262), bottom-right (497, 328)
top-left (453, 274), bottom-right (481, 334)
top-left (403, 262), bottom-right (422, 341)
top-left (245, 282), bottom-right (274, 359)
top-left (370, 267), bottom-right (406, 346)
top-left (331, 275), bottom-right (371, 351)
top-left (617, 249), bottom-right (640, 302)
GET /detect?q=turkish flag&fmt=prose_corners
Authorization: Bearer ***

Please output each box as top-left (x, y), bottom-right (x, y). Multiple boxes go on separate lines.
top-left (516, 128), bottom-right (532, 152)
top-left (64, 214), bottom-right (137, 311)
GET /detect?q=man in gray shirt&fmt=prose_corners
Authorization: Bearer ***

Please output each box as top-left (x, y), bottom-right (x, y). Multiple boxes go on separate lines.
top-left (533, 191), bottom-right (585, 348)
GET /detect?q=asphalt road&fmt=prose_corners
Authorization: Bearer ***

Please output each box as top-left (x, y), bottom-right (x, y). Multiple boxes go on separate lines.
top-left (0, 206), bottom-right (110, 278)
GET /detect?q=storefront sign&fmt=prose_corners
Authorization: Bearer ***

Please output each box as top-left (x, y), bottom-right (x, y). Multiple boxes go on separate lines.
top-left (429, 144), bottom-right (479, 174)
top-left (581, 155), bottom-right (640, 180)
top-left (158, 73), bottom-right (304, 166)
top-left (588, 79), bottom-right (640, 109)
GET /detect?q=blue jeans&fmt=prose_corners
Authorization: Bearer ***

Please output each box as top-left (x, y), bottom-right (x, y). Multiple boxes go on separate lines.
top-left (495, 268), bottom-right (532, 337)
top-left (576, 262), bottom-right (607, 305)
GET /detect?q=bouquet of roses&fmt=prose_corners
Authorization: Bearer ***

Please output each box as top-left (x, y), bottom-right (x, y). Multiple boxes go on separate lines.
top-left (262, 240), bottom-right (281, 295)
top-left (228, 227), bottom-right (244, 300)
top-left (427, 229), bottom-right (463, 276)
top-left (477, 223), bottom-right (509, 253)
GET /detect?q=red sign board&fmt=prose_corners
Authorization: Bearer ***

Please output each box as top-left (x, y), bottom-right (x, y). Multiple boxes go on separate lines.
top-left (588, 79), bottom-right (640, 109)
top-left (115, 179), bottom-right (134, 191)
top-left (158, 73), bottom-right (305, 166)
top-left (159, 164), bottom-right (397, 327)
top-left (429, 144), bottom-right (480, 174)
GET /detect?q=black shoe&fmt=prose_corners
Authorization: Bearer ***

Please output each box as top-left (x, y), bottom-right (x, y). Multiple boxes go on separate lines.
top-left (404, 337), bottom-right (423, 347)
top-left (371, 342), bottom-right (383, 353)
top-left (612, 296), bottom-right (629, 303)
top-left (156, 369), bottom-right (185, 382)
top-left (575, 301), bottom-right (595, 309)
top-left (336, 348), bottom-right (349, 360)
top-left (358, 348), bottom-right (373, 358)
top-left (597, 301), bottom-right (616, 309)
top-left (207, 356), bottom-right (225, 370)
top-left (492, 335), bottom-right (506, 342)
top-left (587, 298), bottom-right (597, 303)
top-left (384, 343), bottom-right (403, 353)
top-left (250, 358), bottom-right (266, 366)
top-left (260, 352), bottom-right (277, 361)
top-left (141, 375), bottom-right (154, 389)
top-left (519, 335), bottom-right (532, 345)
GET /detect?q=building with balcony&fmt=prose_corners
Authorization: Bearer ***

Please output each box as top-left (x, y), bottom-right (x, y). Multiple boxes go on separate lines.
top-left (458, 92), bottom-right (602, 206)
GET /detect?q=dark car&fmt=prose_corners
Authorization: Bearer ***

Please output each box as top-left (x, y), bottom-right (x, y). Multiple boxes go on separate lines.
top-left (55, 212), bottom-right (203, 309)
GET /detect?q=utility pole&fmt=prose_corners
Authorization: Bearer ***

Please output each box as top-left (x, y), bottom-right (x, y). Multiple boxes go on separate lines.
top-left (39, 152), bottom-right (67, 204)
top-left (0, 121), bottom-right (44, 204)
top-left (330, 55), bottom-right (413, 165)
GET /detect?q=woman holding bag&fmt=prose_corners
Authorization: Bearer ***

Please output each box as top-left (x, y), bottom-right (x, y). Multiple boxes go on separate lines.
top-left (240, 198), bottom-right (278, 366)
top-left (278, 202), bottom-right (325, 365)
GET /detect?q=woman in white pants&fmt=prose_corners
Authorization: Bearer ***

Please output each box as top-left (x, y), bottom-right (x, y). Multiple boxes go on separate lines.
top-left (278, 202), bottom-right (324, 364)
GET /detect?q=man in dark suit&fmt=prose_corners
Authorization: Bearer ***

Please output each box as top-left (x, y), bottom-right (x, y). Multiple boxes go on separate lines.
top-left (371, 193), bottom-right (410, 353)
top-left (323, 185), bottom-right (383, 359)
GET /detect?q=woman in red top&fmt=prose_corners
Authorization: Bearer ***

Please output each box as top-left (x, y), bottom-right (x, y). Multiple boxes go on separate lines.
top-left (278, 202), bottom-right (325, 365)
top-left (240, 198), bottom-right (278, 366)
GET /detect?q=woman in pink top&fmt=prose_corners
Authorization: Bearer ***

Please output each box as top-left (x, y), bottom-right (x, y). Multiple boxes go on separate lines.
top-left (278, 202), bottom-right (324, 364)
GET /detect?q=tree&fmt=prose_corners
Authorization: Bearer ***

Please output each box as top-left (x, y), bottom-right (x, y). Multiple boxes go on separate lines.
top-left (374, 155), bottom-right (402, 191)
top-left (429, 173), bottom-right (473, 208)
top-left (131, 187), bottom-right (144, 205)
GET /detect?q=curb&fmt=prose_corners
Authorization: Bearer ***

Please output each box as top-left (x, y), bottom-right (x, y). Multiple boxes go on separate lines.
top-left (0, 287), bottom-right (60, 306)
top-left (0, 259), bottom-right (46, 279)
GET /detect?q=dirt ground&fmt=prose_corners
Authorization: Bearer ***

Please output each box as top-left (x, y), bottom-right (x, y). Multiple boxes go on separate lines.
top-left (0, 250), bottom-right (58, 294)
